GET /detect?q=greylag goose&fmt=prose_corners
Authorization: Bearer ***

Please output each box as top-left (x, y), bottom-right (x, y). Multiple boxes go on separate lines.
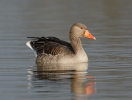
top-left (26, 23), bottom-right (96, 63)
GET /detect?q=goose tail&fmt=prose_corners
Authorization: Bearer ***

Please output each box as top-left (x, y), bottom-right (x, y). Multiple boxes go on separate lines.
top-left (26, 41), bottom-right (34, 50)
top-left (26, 41), bottom-right (37, 57)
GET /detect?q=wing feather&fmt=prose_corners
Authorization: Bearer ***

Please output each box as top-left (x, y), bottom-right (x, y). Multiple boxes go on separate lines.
top-left (27, 37), bottom-right (74, 55)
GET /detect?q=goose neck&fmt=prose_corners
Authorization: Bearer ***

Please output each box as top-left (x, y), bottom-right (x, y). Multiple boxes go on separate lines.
top-left (69, 34), bottom-right (84, 54)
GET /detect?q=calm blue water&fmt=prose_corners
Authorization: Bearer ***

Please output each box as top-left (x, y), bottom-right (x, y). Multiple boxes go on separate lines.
top-left (0, 0), bottom-right (132, 100)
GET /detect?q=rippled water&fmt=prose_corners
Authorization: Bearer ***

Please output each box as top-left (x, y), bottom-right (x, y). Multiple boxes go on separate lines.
top-left (0, 0), bottom-right (132, 100)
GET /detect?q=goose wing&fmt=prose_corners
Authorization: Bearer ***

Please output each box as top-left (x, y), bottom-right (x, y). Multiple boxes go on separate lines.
top-left (26, 37), bottom-right (74, 55)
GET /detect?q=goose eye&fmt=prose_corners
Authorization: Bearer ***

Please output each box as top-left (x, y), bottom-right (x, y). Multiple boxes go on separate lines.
top-left (81, 27), bottom-right (83, 29)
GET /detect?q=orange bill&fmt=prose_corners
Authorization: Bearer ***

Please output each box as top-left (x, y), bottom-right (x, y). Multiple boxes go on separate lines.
top-left (83, 30), bottom-right (96, 40)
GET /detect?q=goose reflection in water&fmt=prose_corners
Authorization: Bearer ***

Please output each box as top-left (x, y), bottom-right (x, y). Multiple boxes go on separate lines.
top-left (27, 62), bottom-right (96, 97)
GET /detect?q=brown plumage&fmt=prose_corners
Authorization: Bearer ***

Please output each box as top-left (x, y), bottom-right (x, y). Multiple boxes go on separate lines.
top-left (27, 37), bottom-right (74, 55)
top-left (26, 23), bottom-right (96, 63)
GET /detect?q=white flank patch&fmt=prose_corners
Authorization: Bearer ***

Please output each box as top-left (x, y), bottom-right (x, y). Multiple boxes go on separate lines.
top-left (26, 41), bottom-right (33, 50)
top-left (26, 41), bottom-right (37, 57)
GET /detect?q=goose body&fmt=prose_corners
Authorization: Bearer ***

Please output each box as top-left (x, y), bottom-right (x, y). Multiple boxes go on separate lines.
top-left (26, 23), bottom-right (96, 63)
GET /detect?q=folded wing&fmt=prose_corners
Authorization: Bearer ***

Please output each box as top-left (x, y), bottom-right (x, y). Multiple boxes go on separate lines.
top-left (26, 37), bottom-right (75, 56)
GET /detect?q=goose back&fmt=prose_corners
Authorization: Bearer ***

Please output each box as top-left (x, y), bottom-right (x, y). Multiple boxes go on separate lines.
top-left (27, 37), bottom-right (75, 56)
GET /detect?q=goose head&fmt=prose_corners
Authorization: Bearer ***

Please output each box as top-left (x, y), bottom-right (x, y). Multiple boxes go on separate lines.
top-left (70, 23), bottom-right (96, 40)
